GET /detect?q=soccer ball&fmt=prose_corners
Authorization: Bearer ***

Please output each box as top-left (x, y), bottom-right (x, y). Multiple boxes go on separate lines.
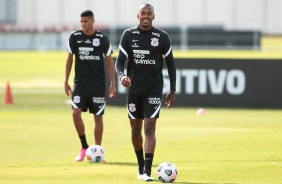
top-left (156, 162), bottom-right (178, 183)
top-left (86, 145), bottom-right (105, 163)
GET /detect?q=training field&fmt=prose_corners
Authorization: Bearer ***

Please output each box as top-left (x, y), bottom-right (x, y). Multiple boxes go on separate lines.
top-left (0, 51), bottom-right (282, 183)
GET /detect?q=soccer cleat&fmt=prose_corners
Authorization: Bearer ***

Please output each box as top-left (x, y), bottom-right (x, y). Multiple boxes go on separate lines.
top-left (101, 159), bottom-right (107, 163)
top-left (137, 166), bottom-right (145, 179)
top-left (137, 173), bottom-right (145, 180)
top-left (75, 148), bottom-right (86, 162)
top-left (143, 174), bottom-right (154, 182)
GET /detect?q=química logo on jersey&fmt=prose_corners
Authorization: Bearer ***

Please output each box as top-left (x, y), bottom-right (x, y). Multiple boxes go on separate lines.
top-left (133, 50), bottom-right (155, 65)
top-left (134, 59), bottom-right (155, 65)
top-left (78, 47), bottom-right (100, 61)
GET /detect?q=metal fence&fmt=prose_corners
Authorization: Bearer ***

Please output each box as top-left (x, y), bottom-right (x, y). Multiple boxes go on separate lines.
top-left (0, 25), bottom-right (261, 50)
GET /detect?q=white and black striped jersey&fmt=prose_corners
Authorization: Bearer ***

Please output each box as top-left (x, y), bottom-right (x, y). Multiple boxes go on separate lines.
top-left (115, 26), bottom-right (176, 94)
top-left (67, 30), bottom-right (113, 96)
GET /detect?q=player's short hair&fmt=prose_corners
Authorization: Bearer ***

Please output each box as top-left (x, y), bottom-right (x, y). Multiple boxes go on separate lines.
top-left (143, 3), bottom-right (154, 13)
top-left (80, 10), bottom-right (94, 18)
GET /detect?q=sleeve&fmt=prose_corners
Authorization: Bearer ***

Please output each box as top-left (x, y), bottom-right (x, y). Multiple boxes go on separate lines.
top-left (103, 34), bottom-right (113, 57)
top-left (162, 32), bottom-right (176, 91)
top-left (115, 30), bottom-right (129, 81)
top-left (67, 32), bottom-right (76, 54)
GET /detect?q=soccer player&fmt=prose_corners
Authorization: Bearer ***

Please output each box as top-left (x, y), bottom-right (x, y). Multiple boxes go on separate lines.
top-left (64, 10), bottom-right (116, 162)
top-left (115, 4), bottom-right (176, 181)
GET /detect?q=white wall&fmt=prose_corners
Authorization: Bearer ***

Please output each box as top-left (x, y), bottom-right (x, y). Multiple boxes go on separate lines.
top-left (235, 0), bottom-right (263, 30)
top-left (14, 0), bottom-right (282, 34)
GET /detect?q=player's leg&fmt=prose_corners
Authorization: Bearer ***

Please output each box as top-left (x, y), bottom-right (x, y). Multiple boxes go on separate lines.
top-left (142, 93), bottom-right (162, 181)
top-left (127, 93), bottom-right (144, 151)
top-left (72, 108), bottom-right (88, 161)
top-left (130, 118), bottom-right (143, 149)
top-left (143, 118), bottom-right (157, 153)
top-left (89, 96), bottom-right (106, 145)
top-left (143, 118), bottom-right (156, 181)
top-left (93, 114), bottom-right (106, 162)
top-left (72, 108), bottom-right (85, 136)
top-left (71, 92), bottom-right (88, 161)
top-left (93, 114), bottom-right (103, 145)
top-left (89, 96), bottom-right (106, 162)
top-left (130, 118), bottom-right (145, 178)
top-left (127, 93), bottom-right (145, 178)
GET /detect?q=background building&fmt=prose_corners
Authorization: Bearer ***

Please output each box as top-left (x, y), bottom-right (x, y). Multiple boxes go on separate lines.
top-left (0, 0), bottom-right (282, 50)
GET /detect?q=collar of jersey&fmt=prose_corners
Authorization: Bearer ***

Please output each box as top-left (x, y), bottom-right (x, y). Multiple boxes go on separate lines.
top-left (137, 25), bottom-right (154, 33)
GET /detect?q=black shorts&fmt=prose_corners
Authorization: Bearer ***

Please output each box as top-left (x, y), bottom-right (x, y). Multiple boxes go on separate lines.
top-left (127, 92), bottom-right (162, 119)
top-left (71, 88), bottom-right (106, 115)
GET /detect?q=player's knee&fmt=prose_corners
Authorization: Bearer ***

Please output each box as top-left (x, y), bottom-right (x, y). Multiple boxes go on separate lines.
top-left (94, 115), bottom-right (103, 122)
top-left (72, 108), bottom-right (81, 118)
top-left (144, 124), bottom-right (155, 136)
top-left (131, 127), bottom-right (142, 137)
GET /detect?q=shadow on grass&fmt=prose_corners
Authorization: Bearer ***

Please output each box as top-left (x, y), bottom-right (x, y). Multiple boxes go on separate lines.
top-left (104, 161), bottom-right (167, 168)
top-left (176, 183), bottom-right (237, 184)
top-left (104, 162), bottom-right (237, 184)
top-left (104, 161), bottom-right (137, 166)
top-left (177, 183), bottom-right (237, 184)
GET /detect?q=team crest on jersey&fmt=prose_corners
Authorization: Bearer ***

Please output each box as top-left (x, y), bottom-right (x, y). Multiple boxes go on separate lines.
top-left (151, 38), bottom-right (159, 47)
top-left (93, 38), bottom-right (100, 47)
top-left (128, 103), bottom-right (136, 112)
top-left (73, 95), bottom-right (80, 103)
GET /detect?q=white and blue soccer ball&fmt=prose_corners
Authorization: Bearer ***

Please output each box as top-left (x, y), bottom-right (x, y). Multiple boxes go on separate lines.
top-left (86, 145), bottom-right (105, 163)
top-left (156, 162), bottom-right (178, 183)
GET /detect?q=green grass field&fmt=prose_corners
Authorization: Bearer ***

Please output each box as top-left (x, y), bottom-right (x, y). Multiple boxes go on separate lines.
top-left (0, 51), bottom-right (282, 183)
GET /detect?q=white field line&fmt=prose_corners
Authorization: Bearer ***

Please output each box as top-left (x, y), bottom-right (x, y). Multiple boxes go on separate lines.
top-left (0, 80), bottom-right (68, 94)
top-left (0, 83), bottom-right (62, 88)
top-left (0, 83), bottom-right (71, 104)
top-left (0, 88), bottom-right (63, 94)
top-left (0, 88), bottom-right (72, 105)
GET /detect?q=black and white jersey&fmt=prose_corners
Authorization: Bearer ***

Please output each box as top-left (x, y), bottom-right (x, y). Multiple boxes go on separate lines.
top-left (115, 26), bottom-right (175, 94)
top-left (67, 30), bottom-right (113, 96)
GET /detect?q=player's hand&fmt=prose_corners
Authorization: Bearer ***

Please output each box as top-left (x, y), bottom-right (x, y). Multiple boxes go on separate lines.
top-left (64, 82), bottom-right (72, 96)
top-left (109, 83), bottom-right (116, 98)
top-left (121, 76), bottom-right (131, 88)
top-left (165, 90), bottom-right (175, 108)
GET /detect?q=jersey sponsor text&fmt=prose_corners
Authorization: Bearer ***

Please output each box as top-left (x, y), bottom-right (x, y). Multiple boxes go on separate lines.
top-left (78, 47), bottom-right (100, 61)
top-left (133, 50), bottom-right (155, 65)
